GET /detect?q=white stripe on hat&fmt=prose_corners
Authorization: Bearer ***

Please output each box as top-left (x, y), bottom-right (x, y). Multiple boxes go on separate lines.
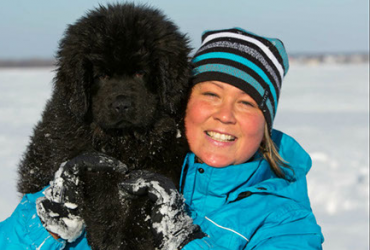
top-left (202, 32), bottom-right (284, 80)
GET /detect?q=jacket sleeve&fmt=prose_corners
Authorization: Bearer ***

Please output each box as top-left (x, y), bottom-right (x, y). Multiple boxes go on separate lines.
top-left (250, 234), bottom-right (323, 250)
top-left (246, 211), bottom-right (324, 250)
top-left (0, 188), bottom-right (67, 250)
top-left (182, 237), bottom-right (230, 250)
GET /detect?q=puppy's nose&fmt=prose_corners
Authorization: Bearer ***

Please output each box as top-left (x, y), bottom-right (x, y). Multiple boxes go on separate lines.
top-left (112, 96), bottom-right (132, 113)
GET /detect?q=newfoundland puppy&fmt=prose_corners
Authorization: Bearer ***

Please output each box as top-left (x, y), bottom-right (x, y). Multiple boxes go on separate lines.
top-left (17, 3), bottom-right (191, 249)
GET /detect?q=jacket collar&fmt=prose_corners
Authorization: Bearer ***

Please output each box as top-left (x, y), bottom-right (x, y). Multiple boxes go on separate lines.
top-left (180, 130), bottom-right (313, 205)
top-left (181, 152), bottom-right (275, 202)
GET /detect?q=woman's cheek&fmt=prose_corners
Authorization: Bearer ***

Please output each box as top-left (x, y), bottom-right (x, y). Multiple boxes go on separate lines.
top-left (186, 99), bottom-right (208, 124)
top-left (185, 99), bottom-right (209, 151)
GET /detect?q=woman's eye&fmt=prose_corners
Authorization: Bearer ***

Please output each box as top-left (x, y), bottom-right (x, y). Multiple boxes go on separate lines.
top-left (241, 101), bottom-right (255, 107)
top-left (203, 92), bottom-right (219, 97)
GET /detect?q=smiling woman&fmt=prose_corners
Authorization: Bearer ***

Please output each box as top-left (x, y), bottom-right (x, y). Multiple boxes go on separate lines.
top-left (175, 27), bottom-right (324, 249)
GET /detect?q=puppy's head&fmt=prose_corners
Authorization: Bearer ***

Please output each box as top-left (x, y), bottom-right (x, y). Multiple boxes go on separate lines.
top-left (54, 3), bottom-right (191, 128)
top-left (91, 74), bottom-right (158, 130)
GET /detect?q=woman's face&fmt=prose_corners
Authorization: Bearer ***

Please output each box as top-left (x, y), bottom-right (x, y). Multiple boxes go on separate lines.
top-left (185, 81), bottom-right (265, 168)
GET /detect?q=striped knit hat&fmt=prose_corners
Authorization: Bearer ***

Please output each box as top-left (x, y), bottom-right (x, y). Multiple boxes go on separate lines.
top-left (191, 28), bottom-right (289, 132)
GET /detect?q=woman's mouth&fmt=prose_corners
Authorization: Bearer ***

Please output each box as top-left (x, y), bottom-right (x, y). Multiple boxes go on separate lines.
top-left (205, 131), bottom-right (236, 142)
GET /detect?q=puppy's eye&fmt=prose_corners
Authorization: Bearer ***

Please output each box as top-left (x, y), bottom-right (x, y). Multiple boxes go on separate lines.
top-left (134, 70), bottom-right (146, 78)
top-left (94, 74), bottom-right (109, 80)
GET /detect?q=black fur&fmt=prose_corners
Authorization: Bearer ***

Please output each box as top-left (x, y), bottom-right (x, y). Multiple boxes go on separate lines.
top-left (17, 3), bottom-right (191, 249)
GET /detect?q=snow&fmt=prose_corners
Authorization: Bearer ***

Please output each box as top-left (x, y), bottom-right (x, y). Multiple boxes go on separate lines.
top-left (0, 64), bottom-right (369, 249)
top-left (36, 197), bottom-right (85, 243)
top-left (37, 160), bottom-right (85, 243)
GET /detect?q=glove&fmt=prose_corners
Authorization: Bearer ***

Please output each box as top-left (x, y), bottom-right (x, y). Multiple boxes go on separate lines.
top-left (119, 170), bottom-right (206, 249)
top-left (36, 152), bottom-right (128, 242)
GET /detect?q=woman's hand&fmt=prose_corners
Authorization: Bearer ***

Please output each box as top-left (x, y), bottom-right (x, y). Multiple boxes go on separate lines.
top-left (119, 170), bottom-right (206, 249)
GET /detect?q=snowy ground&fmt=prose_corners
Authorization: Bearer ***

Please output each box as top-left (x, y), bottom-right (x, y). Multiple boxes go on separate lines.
top-left (0, 64), bottom-right (369, 250)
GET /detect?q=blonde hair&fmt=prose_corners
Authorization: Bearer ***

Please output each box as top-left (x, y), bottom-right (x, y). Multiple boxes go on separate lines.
top-left (259, 124), bottom-right (292, 179)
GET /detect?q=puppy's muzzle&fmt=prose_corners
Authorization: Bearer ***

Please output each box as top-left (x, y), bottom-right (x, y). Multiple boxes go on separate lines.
top-left (112, 95), bottom-right (133, 114)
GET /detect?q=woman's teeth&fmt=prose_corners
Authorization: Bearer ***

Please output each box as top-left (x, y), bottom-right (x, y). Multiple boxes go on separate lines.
top-left (206, 131), bottom-right (236, 142)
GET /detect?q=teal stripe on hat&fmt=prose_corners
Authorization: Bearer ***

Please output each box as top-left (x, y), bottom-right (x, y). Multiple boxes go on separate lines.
top-left (264, 38), bottom-right (289, 74)
top-left (265, 98), bottom-right (274, 120)
top-left (193, 52), bottom-right (278, 112)
top-left (192, 63), bottom-right (275, 119)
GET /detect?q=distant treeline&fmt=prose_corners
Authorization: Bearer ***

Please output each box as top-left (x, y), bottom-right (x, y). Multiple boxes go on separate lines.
top-left (0, 59), bottom-right (56, 68)
top-left (0, 53), bottom-right (368, 67)
top-left (289, 52), bottom-right (369, 65)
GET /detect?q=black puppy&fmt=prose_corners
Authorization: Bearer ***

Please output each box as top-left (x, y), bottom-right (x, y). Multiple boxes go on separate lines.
top-left (17, 3), bottom-right (191, 249)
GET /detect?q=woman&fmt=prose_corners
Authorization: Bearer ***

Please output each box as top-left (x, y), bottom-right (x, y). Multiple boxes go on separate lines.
top-left (175, 27), bottom-right (324, 249)
top-left (0, 28), bottom-right (324, 249)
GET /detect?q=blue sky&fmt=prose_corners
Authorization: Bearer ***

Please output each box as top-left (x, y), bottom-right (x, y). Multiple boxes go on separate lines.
top-left (0, 0), bottom-right (368, 59)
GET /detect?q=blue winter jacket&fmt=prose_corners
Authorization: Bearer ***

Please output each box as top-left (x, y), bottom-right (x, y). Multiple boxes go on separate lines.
top-left (181, 130), bottom-right (324, 249)
top-left (0, 130), bottom-right (323, 249)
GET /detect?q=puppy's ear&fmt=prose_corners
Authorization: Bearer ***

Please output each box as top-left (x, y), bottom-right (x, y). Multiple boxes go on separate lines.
top-left (157, 52), bottom-right (191, 116)
top-left (69, 59), bottom-right (92, 119)
top-left (157, 57), bottom-right (172, 113)
top-left (55, 56), bottom-right (93, 120)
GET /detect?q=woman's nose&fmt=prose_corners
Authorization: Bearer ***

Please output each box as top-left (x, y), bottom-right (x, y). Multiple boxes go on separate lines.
top-left (213, 102), bottom-right (237, 124)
